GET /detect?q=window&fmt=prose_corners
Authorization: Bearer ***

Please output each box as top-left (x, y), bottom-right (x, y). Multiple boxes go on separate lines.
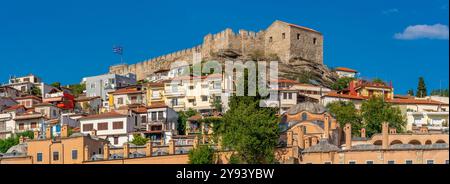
top-left (72, 150), bottom-right (78, 160)
top-left (21, 86), bottom-right (26, 92)
top-left (151, 112), bottom-right (157, 121)
top-left (114, 137), bottom-right (119, 145)
top-left (348, 161), bottom-right (356, 164)
top-left (53, 152), bottom-right (59, 161)
top-left (313, 38), bottom-right (317, 45)
top-left (269, 36), bottom-right (273, 42)
top-left (301, 113), bottom-right (308, 121)
top-left (201, 96), bottom-right (208, 102)
top-left (117, 97), bottom-right (124, 105)
top-left (158, 111), bottom-right (164, 120)
top-left (297, 33), bottom-right (300, 40)
top-left (130, 96), bottom-right (137, 102)
top-left (113, 121), bottom-right (123, 129)
top-left (19, 123), bottom-right (24, 130)
top-left (387, 160), bottom-right (395, 164)
top-left (83, 124), bottom-right (94, 131)
top-left (282, 33), bottom-right (286, 39)
top-left (405, 160), bottom-right (413, 164)
top-left (90, 83), bottom-right (95, 89)
top-left (141, 116), bottom-right (147, 123)
top-left (52, 110), bottom-right (57, 117)
top-left (189, 86), bottom-right (194, 90)
top-left (283, 93), bottom-right (287, 99)
top-left (97, 122), bottom-right (108, 131)
top-left (288, 93), bottom-right (292, 100)
top-left (366, 161), bottom-right (374, 164)
top-left (426, 160), bottom-right (434, 164)
top-left (30, 122), bottom-right (37, 129)
top-left (37, 153), bottom-right (43, 162)
top-left (171, 98), bottom-right (178, 106)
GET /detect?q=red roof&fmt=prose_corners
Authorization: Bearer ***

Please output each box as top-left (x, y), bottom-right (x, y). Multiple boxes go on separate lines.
top-left (132, 107), bottom-right (148, 113)
top-left (147, 102), bottom-right (168, 109)
top-left (147, 82), bottom-right (164, 87)
top-left (79, 111), bottom-right (128, 120)
top-left (335, 67), bottom-right (357, 73)
top-left (387, 98), bottom-right (448, 105)
top-left (323, 92), bottom-right (366, 100)
top-left (14, 95), bottom-right (42, 101)
top-left (4, 104), bottom-right (25, 112)
top-left (111, 88), bottom-right (143, 95)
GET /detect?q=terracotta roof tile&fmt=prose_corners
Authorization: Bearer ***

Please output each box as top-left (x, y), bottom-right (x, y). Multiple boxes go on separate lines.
top-left (323, 92), bottom-right (366, 100)
top-left (387, 98), bottom-right (447, 105)
top-left (3, 104), bottom-right (25, 112)
top-left (147, 102), bottom-right (167, 109)
top-left (79, 111), bottom-right (128, 120)
top-left (335, 67), bottom-right (357, 73)
top-left (111, 88), bottom-right (143, 95)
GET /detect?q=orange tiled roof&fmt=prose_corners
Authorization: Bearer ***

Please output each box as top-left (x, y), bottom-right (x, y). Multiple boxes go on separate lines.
top-left (79, 111), bottom-right (128, 120)
top-left (323, 92), bottom-right (366, 100)
top-left (147, 82), bottom-right (164, 87)
top-left (387, 98), bottom-right (448, 105)
top-left (335, 67), bottom-right (357, 73)
top-left (147, 102), bottom-right (168, 109)
top-left (188, 114), bottom-right (202, 121)
top-left (14, 95), bottom-right (42, 101)
top-left (132, 107), bottom-right (148, 113)
top-left (3, 104), bottom-right (25, 112)
top-left (111, 88), bottom-right (143, 95)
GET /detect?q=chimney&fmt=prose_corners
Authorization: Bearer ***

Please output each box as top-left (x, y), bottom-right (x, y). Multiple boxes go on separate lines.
top-left (323, 115), bottom-right (330, 139)
top-left (123, 143), bottom-right (129, 158)
top-left (168, 139), bottom-right (175, 155)
top-left (61, 124), bottom-right (69, 138)
top-left (361, 128), bottom-right (366, 138)
top-left (344, 123), bottom-right (352, 150)
top-left (389, 128), bottom-right (397, 134)
top-left (193, 136), bottom-right (199, 149)
top-left (145, 142), bottom-right (153, 157)
top-left (382, 122), bottom-right (389, 149)
top-left (33, 130), bottom-right (39, 140)
top-left (84, 145), bottom-right (89, 161)
top-left (311, 137), bottom-right (318, 146)
top-left (91, 129), bottom-right (97, 137)
top-left (287, 131), bottom-right (293, 146)
top-left (420, 127), bottom-right (429, 133)
top-left (298, 126), bottom-right (305, 149)
top-left (304, 137), bottom-right (311, 149)
top-left (103, 144), bottom-right (109, 160)
top-left (19, 136), bottom-right (25, 144)
top-left (45, 126), bottom-right (52, 139)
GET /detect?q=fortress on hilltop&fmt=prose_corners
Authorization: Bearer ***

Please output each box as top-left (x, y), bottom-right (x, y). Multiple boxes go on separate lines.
top-left (109, 20), bottom-right (325, 81)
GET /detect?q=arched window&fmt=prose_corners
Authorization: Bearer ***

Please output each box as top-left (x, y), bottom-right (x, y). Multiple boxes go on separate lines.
top-left (390, 140), bottom-right (403, 145)
top-left (436, 139), bottom-right (446, 144)
top-left (408, 140), bottom-right (421, 145)
top-left (301, 113), bottom-right (308, 121)
top-left (425, 140), bottom-right (432, 145)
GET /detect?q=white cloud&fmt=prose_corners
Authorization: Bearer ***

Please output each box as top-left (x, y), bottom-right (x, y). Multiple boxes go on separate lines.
top-left (382, 8), bottom-right (399, 15)
top-left (394, 24), bottom-right (449, 40)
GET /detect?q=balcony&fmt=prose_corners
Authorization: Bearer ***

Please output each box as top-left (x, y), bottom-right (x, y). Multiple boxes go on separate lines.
top-left (165, 89), bottom-right (185, 97)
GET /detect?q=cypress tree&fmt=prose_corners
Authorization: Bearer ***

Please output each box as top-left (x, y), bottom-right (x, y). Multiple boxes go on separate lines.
top-left (416, 77), bottom-right (427, 98)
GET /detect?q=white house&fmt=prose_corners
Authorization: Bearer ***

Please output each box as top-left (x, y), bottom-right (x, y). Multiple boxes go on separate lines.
top-left (0, 105), bottom-right (27, 139)
top-left (144, 102), bottom-right (179, 145)
top-left (79, 111), bottom-right (135, 147)
top-left (334, 67), bottom-right (358, 78)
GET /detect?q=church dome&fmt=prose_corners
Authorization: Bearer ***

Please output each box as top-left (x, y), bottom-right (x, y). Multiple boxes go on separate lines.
top-left (286, 101), bottom-right (326, 115)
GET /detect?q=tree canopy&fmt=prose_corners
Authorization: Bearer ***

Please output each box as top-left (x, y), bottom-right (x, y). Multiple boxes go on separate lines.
top-left (130, 134), bottom-right (149, 146)
top-left (326, 101), bottom-right (362, 135)
top-left (188, 145), bottom-right (215, 164)
top-left (177, 108), bottom-right (198, 135)
top-left (360, 97), bottom-right (405, 137)
top-left (416, 77), bottom-right (427, 98)
top-left (331, 77), bottom-right (354, 91)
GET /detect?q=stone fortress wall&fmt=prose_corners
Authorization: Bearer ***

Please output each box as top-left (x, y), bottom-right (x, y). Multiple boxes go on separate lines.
top-left (109, 20), bottom-right (324, 81)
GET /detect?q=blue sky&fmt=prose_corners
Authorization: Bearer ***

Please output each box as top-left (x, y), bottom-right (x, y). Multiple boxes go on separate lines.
top-left (0, 0), bottom-right (448, 94)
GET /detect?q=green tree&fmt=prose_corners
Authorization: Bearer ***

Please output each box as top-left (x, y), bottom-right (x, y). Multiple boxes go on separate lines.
top-left (326, 101), bottom-right (362, 135)
top-left (50, 82), bottom-right (61, 88)
top-left (188, 145), bottom-right (215, 164)
top-left (177, 108), bottom-right (198, 135)
top-left (218, 69), bottom-right (279, 164)
top-left (0, 131), bottom-right (34, 153)
top-left (30, 86), bottom-right (41, 97)
top-left (331, 77), bottom-right (354, 91)
top-left (210, 95), bottom-right (223, 113)
top-left (416, 77), bottom-right (427, 98)
top-left (407, 89), bottom-right (414, 96)
top-left (360, 97), bottom-right (405, 137)
top-left (430, 88), bottom-right (449, 97)
top-left (372, 78), bottom-right (385, 85)
top-left (130, 134), bottom-right (149, 146)
top-left (68, 83), bottom-right (86, 97)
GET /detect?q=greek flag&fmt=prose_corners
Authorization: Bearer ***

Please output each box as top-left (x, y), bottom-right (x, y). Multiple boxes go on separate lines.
top-left (113, 45), bottom-right (123, 55)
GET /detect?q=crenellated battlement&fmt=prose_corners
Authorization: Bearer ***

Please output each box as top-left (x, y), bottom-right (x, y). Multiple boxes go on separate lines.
top-left (110, 20), bottom-right (324, 81)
